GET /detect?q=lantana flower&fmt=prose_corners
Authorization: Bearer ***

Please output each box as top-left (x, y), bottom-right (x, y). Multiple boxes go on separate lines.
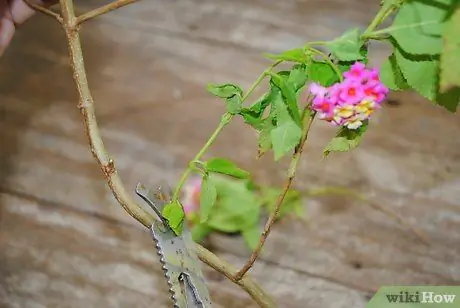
top-left (181, 176), bottom-right (202, 221)
top-left (309, 62), bottom-right (389, 129)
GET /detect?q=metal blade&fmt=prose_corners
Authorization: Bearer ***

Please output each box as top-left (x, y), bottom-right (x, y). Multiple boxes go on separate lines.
top-left (136, 183), bottom-right (212, 308)
top-left (151, 222), bottom-right (212, 308)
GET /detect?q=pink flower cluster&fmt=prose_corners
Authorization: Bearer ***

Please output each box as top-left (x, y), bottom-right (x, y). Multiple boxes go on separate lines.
top-left (309, 62), bottom-right (389, 129)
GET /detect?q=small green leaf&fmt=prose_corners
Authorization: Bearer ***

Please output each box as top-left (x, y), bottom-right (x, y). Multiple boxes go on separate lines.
top-left (162, 201), bottom-right (185, 235)
top-left (270, 73), bottom-right (302, 125)
top-left (327, 28), bottom-right (365, 61)
top-left (199, 175), bottom-right (217, 223)
top-left (204, 158), bottom-right (250, 179)
top-left (287, 64), bottom-right (308, 92)
top-left (242, 224), bottom-right (261, 250)
top-left (270, 94), bottom-right (302, 160)
top-left (264, 48), bottom-right (310, 63)
top-left (207, 83), bottom-right (243, 98)
top-left (386, 0), bottom-right (451, 55)
top-left (257, 118), bottom-right (275, 157)
top-left (394, 47), bottom-right (439, 101)
top-left (206, 175), bottom-right (260, 233)
top-left (380, 53), bottom-right (410, 91)
top-left (308, 61), bottom-right (339, 87)
top-left (241, 92), bottom-right (273, 129)
top-left (207, 83), bottom-right (243, 114)
top-left (270, 120), bottom-right (302, 161)
top-left (324, 121), bottom-right (369, 157)
top-left (260, 187), bottom-right (303, 219)
top-left (336, 46), bottom-right (369, 72)
top-left (226, 95), bottom-right (243, 114)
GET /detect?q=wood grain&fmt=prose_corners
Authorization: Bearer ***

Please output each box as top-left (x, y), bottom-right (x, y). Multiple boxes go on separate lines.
top-left (1, 0), bottom-right (459, 307)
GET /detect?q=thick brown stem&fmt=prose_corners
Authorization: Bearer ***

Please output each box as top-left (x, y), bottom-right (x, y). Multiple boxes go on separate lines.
top-left (59, 0), bottom-right (154, 227)
top-left (53, 1), bottom-right (276, 307)
top-left (197, 245), bottom-right (276, 308)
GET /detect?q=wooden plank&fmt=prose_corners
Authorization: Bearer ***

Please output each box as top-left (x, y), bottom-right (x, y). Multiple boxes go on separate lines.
top-left (1, 0), bottom-right (460, 307)
top-left (0, 192), bottom-right (369, 308)
top-left (208, 190), bottom-right (460, 293)
top-left (74, 0), bottom-right (384, 57)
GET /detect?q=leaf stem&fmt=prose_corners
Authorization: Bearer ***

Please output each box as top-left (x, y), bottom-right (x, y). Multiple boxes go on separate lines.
top-left (172, 60), bottom-right (283, 202)
top-left (234, 108), bottom-right (316, 281)
top-left (362, 0), bottom-right (404, 37)
top-left (23, 0), bottom-right (63, 23)
top-left (76, 0), bottom-right (142, 25)
top-left (243, 61), bottom-right (280, 101)
top-left (172, 112), bottom-right (233, 201)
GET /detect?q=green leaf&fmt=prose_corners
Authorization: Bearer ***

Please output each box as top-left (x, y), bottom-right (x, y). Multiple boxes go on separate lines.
top-left (204, 158), bottom-right (250, 179)
top-left (242, 89), bottom-right (279, 157)
top-left (199, 175), bottom-right (217, 223)
top-left (241, 92), bottom-right (273, 129)
top-left (206, 175), bottom-right (260, 233)
top-left (324, 121), bottom-right (369, 157)
top-left (308, 61), bottom-right (339, 87)
top-left (225, 95), bottom-right (243, 114)
top-left (394, 47), bottom-right (439, 101)
top-left (287, 64), bottom-right (308, 92)
top-left (207, 83), bottom-right (243, 98)
top-left (436, 87), bottom-right (460, 112)
top-left (257, 117), bottom-right (275, 157)
top-left (387, 0), bottom-right (452, 55)
top-left (207, 83), bottom-right (243, 114)
top-left (327, 28), bottom-right (365, 61)
top-left (336, 45), bottom-right (369, 72)
top-left (162, 201), bottom-right (185, 235)
top-left (270, 73), bottom-right (302, 125)
top-left (269, 93), bottom-right (302, 160)
top-left (242, 224), bottom-right (261, 250)
top-left (439, 3), bottom-right (460, 112)
top-left (260, 187), bottom-right (303, 219)
top-left (191, 223), bottom-right (213, 242)
top-left (380, 53), bottom-right (410, 91)
top-left (264, 48), bottom-right (310, 63)
top-left (270, 121), bottom-right (302, 161)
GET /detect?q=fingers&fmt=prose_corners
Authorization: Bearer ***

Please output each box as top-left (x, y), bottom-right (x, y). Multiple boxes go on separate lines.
top-left (0, 0), bottom-right (14, 57)
top-left (10, 0), bottom-right (59, 25)
top-left (9, 0), bottom-right (38, 25)
top-left (0, 0), bottom-right (58, 56)
top-left (0, 18), bottom-right (14, 57)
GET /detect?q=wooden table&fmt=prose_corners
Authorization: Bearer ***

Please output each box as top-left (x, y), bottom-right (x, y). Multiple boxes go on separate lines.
top-left (1, 0), bottom-right (459, 307)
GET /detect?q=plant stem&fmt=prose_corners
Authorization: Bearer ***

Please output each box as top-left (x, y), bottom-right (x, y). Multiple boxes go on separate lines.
top-left (59, 0), bottom-right (154, 228)
top-left (362, 0), bottom-right (404, 37)
top-left (53, 1), bottom-right (275, 306)
top-left (234, 109), bottom-right (316, 281)
top-left (172, 112), bottom-right (233, 201)
top-left (172, 61), bottom-right (282, 201)
top-left (196, 245), bottom-right (277, 308)
top-left (77, 0), bottom-right (141, 25)
top-left (23, 0), bottom-right (63, 23)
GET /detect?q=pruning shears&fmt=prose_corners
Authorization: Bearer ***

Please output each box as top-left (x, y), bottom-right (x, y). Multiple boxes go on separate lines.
top-left (135, 183), bottom-right (213, 308)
